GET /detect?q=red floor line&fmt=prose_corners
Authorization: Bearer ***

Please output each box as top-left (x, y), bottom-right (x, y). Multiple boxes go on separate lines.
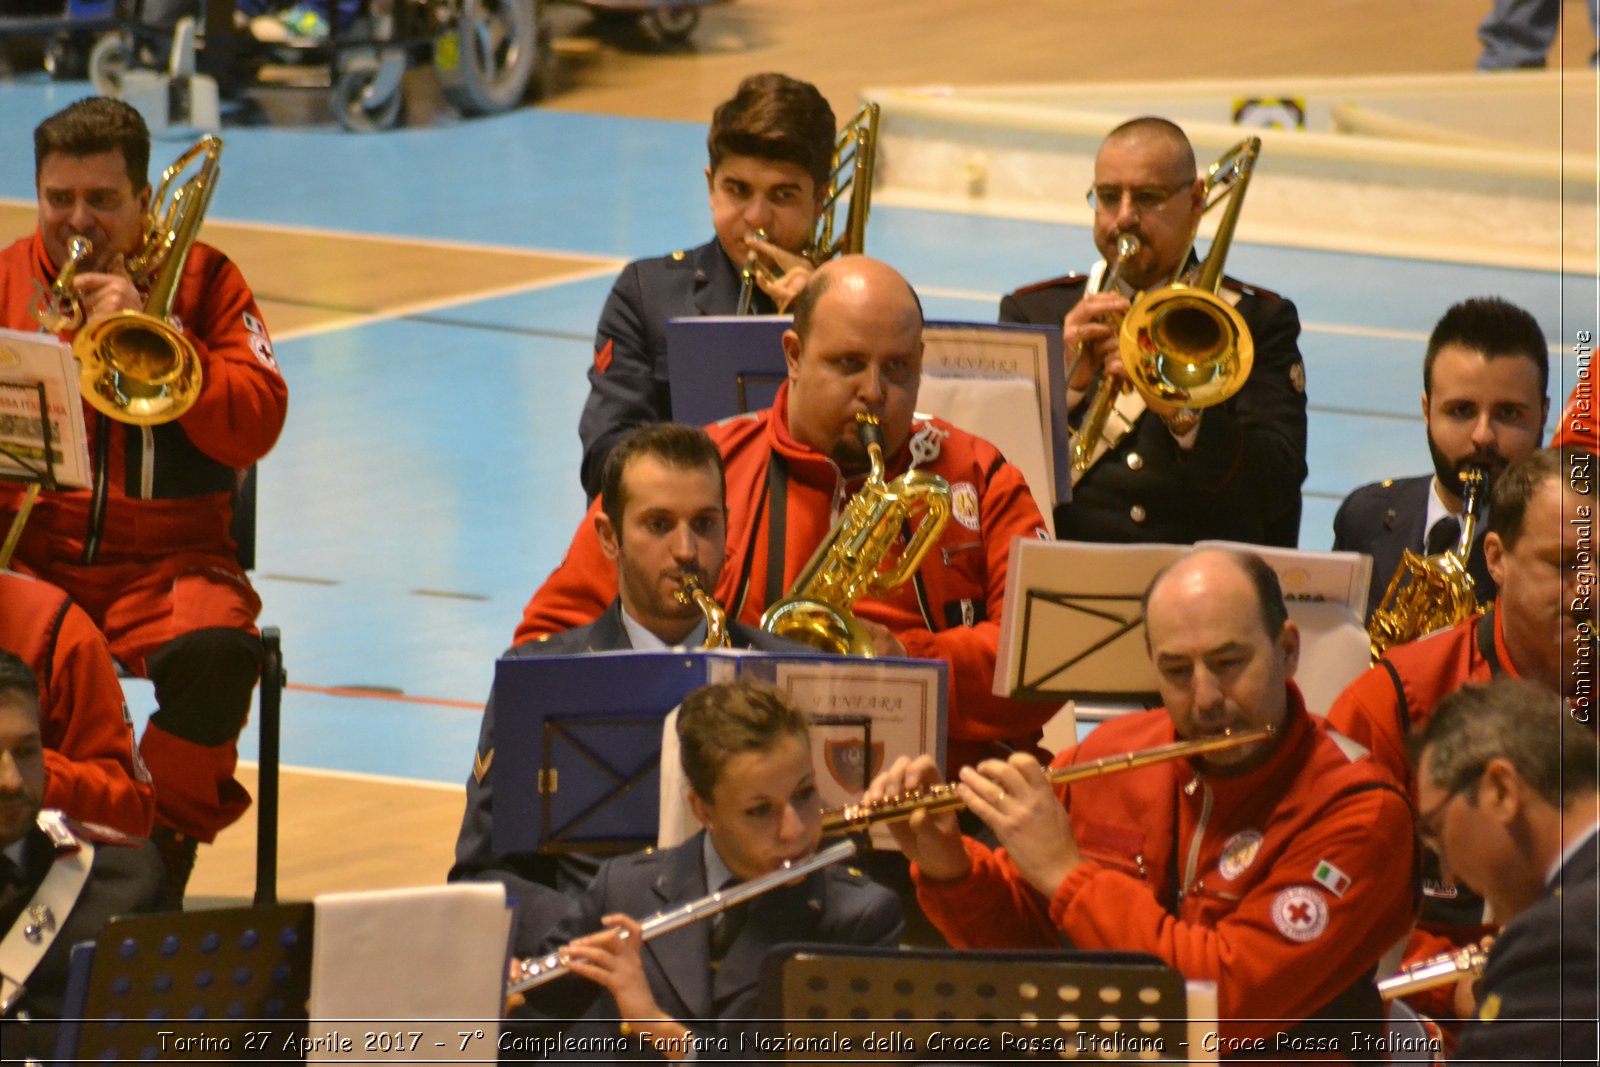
top-left (286, 681), bottom-right (483, 711)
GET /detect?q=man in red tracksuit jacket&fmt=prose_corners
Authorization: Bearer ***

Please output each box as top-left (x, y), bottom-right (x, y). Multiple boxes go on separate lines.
top-left (0, 98), bottom-right (287, 903)
top-left (1327, 446), bottom-right (1594, 1023)
top-left (0, 570), bottom-right (154, 837)
top-left (869, 548), bottom-right (1417, 1058)
top-left (517, 255), bottom-right (1054, 774)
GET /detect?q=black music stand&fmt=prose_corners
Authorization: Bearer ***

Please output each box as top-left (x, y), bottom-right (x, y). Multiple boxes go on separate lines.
top-left (759, 945), bottom-right (1197, 1061)
top-left (53, 902), bottom-right (314, 1063)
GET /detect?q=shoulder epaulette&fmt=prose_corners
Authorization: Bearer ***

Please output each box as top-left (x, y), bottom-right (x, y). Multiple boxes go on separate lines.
top-left (1010, 273), bottom-right (1088, 298)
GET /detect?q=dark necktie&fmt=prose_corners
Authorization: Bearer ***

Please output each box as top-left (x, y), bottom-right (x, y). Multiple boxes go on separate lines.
top-left (1426, 515), bottom-right (1462, 556)
top-left (708, 899), bottom-right (749, 968)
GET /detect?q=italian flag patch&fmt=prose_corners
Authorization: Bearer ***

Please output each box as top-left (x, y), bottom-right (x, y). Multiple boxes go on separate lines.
top-left (1313, 860), bottom-right (1352, 898)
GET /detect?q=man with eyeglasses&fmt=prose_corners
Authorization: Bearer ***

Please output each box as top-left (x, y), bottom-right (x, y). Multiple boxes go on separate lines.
top-left (1328, 446), bottom-right (1596, 1024)
top-left (1000, 116), bottom-right (1307, 547)
top-left (1410, 678), bottom-right (1597, 1065)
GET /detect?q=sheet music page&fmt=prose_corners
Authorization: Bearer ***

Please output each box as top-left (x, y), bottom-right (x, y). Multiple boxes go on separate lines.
top-left (1197, 539), bottom-right (1373, 616)
top-left (921, 322), bottom-right (1068, 506)
top-left (0, 326), bottom-right (91, 489)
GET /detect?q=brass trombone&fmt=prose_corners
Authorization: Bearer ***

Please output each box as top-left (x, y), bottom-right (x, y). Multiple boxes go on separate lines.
top-left (821, 726), bottom-right (1275, 834)
top-left (1069, 232), bottom-right (1140, 476)
top-left (761, 413), bottom-right (951, 656)
top-left (676, 573), bottom-right (732, 649)
top-left (28, 235), bottom-right (92, 333)
top-left (1368, 466), bottom-right (1487, 660)
top-left (73, 134), bottom-right (220, 426)
top-left (1071, 138), bottom-right (1262, 478)
top-left (733, 103), bottom-right (879, 314)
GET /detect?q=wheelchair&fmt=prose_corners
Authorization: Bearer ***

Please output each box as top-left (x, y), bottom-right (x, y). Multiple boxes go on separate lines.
top-left (76, 1), bottom-right (549, 132)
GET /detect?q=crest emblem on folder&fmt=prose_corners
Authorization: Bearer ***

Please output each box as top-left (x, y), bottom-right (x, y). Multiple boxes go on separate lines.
top-left (823, 740), bottom-right (885, 791)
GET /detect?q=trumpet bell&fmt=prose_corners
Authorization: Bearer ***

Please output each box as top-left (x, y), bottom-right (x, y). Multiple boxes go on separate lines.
top-left (1122, 286), bottom-right (1254, 409)
top-left (75, 311), bottom-right (203, 426)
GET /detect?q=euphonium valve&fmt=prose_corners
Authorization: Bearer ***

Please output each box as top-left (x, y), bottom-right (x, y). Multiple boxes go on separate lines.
top-left (29, 236), bottom-right (92, 333)
top-left (761, 413), bottom-right (952, 656)
top-left (676, 573), bottom-right (732, 649)
top-left (1368, 465), bottom-right (1487, 659)
top-left (73, 135), bottom-right (220, 427)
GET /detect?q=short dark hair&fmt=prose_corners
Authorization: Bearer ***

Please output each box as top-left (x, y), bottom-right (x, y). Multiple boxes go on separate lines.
top-left (707, 73), bottom-right (836, 193)
top-left (1414, 677), bottom-right (1598, 807)
top-left (677, 680), bottom-right (810, 801)
top-left (1142, 549), bottom-right (1289, 645)
top-left (1487, 447), bottom-right (1591, 549)
top-left (1423, 297), bottom-right (1549, 397)
top-left (598, 422), bottom-right (726, 534)
top-left (790, 259), bottom-right (924, 344)
top-left (34, 96), bottom-right (150, 190)
top-left (1102, 116), bottom-right (1197, 179)
top-left (0, 650), bottom-right (41, 714)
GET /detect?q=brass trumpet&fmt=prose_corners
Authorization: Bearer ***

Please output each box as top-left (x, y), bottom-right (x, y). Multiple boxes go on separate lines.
top-left (506, 839), bottom-right (858, 996)
top-left (821, 726), bottom-right (1275, 834)
top-left (28, 235), bottom-right (92, 333)
top-left (1376, 944), bottom-right (1488, 1000)
top-left (761, 413), bottom-right (951, 656)
top-left (1369, 465), bottom-right (1487, 660)
top-left (73, 135), bottom-right (220, 426)
top-left (676, 573), bottom-right (731, 649)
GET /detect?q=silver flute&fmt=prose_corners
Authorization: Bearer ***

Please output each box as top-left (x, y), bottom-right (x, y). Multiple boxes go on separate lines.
top-left (1376, 944), bottom-right (1488, 1000)
top-left (507, 838), bottom-right (858, 996)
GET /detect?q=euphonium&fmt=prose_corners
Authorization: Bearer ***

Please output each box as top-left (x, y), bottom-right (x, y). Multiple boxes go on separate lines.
top-left (1069, 232), bottom-right (1140, 476)
top-left (72, 134), bottom-right (220, 427)
top-left (28, 235), bottom-right (92, 333)
top-left (676, 573), bottom-right (732, 649)
top-left (1368, 465), bottom-right (1487, 660)
top-left (761, 413), bottom-right (952, 656)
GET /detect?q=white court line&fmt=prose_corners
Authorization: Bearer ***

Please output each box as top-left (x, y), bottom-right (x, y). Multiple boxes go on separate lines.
top-left (238, 759), bottom-right (464, 793)
top-left (0, 198), bottom-right (627, 265)
top-left (270, 260), bottom-right (625, 343)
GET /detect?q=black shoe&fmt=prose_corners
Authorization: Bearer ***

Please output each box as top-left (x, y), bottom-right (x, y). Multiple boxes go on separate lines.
top-left (150, 824), bottom-right (199, 910)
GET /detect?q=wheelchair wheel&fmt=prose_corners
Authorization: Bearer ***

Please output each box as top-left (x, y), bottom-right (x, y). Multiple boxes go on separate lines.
top-left (334, 62), bottom-right (405, 133)
top-left (644, 5), bottom-right (699, 44)
top-left (87, 32), bottom-right (131, 96)
top-left (436, 0), bottom-right (541, 116)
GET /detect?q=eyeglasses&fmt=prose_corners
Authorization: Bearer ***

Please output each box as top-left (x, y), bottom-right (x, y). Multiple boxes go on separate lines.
top-left (1415, 772), bottom-right (1482, 853)
top-left (1085, 180), bottom-right (1192, 214)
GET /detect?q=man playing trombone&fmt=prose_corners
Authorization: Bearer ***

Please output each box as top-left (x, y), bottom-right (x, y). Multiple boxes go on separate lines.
top-left (866, 548), bottom-right (1415, 1056)
top-left (1001, 117), bottom-right (1307, 547)
top-left (505, 680), bottom-right (901, 1059)
top-left (577, 73), bottom-right (837, 500)
top-left (0, 98), bottom-right (288, 906)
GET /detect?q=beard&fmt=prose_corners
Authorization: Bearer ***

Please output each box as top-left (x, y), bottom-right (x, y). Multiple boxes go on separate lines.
top-left (1427, 435), bottom-right (1507, 500)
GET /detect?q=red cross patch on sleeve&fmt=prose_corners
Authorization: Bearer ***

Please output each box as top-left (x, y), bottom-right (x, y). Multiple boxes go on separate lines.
top-left (594, 338), bottom-right (614, 375)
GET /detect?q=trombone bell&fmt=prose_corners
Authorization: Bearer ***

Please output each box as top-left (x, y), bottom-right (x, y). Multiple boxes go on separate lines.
top-left (75, 312), bottom-right (203, 426)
